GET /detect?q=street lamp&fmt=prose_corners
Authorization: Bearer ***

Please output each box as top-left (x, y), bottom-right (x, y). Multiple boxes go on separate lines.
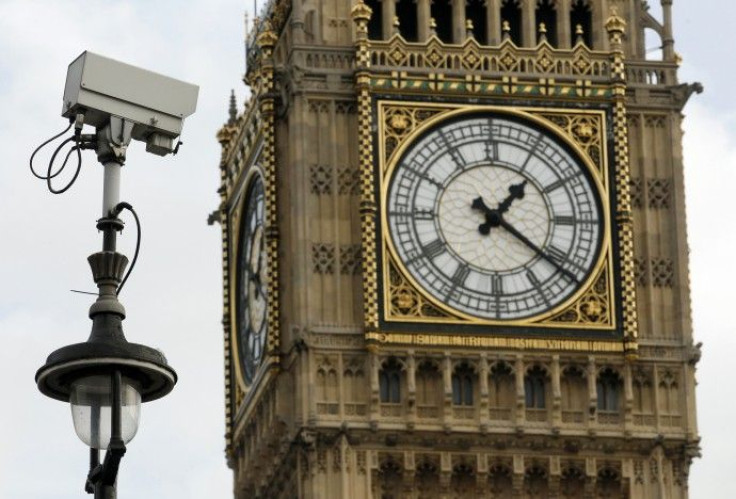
top-left (32, 52), bottom-right (198, 498)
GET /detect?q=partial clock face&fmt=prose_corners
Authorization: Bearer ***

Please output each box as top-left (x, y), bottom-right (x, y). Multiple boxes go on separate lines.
top-left (237, 176), bottom-right (267, 385)
top-left (386, 112), bottom-right (604, 321)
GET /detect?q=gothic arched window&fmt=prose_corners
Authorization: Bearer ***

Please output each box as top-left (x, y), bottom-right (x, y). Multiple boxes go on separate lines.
top-left (535, 0), bottom-right (558, 46)
top-left (525, 366), bottom-right (547, 409)
top-left (570, 0), bottom-right (592, 47)
top-left (380, 358), bottom-right (402, 403)
top-left (452, 363), bottom-right (475, 406)
top-left (596, 368), bottom-right (622, 412)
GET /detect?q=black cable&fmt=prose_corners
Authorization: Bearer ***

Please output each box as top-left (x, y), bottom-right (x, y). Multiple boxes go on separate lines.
top-left (111, 202), bottom-right (141, 296)
top-left (46, 138), bottom-right (82, 194)
top-left (29, 120), bottom-right (73, 179)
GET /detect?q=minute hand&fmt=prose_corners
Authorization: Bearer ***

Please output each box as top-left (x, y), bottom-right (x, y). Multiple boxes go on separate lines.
top-left (498, 219), bottom-right (579, 283)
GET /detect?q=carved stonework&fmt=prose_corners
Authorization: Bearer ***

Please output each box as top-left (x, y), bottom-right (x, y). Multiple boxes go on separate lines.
top-left (647, 177), bottom-right (672, 209)
top-left (310, 164), bottom-right (332, 195)
top-left (312, 244), bottom-right (336, 274)
top-left (337, 166), bottom-right (360, 195)
top-left (340, 244), bottom-right (362, 275)
top-left (651, 258), bottom-right (674, 288)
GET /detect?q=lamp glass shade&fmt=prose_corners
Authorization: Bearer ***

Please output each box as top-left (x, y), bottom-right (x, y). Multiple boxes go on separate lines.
top-left (70, 374), bottom-right (141, 449)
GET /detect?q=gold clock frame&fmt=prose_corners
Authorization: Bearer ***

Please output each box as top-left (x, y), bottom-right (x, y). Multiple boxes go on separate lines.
top-left (378, 103), bottom-right (616, 332)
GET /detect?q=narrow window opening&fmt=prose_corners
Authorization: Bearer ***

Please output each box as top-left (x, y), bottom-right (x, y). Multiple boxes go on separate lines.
top-left (525, 366), bottom-right (547, 409)
top-left (432, 0), bottom-right (453, 43)
top-left (596, 368), bottom-right (622, 412)
top-left (570, 0), bottom-right (592, 47)
top-left (452, 364), bottom-right (475, 406)
top-left (535, 0), bottom-right (558, 47)
top-left (380, 359), bottom-right (402, 403)
top-left (466, 0), bottom-right (488, 45)
top-left (396, 0), bottom-right (418, 41)
top-left (501, 0), bottom-right (522, 46)
top-left (366, 0), bottom-right (383, 39)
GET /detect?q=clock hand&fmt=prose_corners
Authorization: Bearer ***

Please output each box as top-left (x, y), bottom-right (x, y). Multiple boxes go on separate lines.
top-left (497, 218), bottom-right (579, 283)
top-left (471, 196), bottom-right (498, 235)
top-left (471, 181), bottom-right (528, 235)
top-left (497, 180), bottom-right (527, 215)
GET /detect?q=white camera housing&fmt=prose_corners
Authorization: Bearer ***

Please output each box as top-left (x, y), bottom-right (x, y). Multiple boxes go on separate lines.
top-left (62, 51), bottom-right (199, 155)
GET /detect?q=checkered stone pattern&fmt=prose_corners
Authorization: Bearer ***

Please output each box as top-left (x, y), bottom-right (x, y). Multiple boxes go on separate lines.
top-left (611, 72), bottom-right (639, 351)
top-left (357, 81), bottom-right (379, 331)
top-left (256, 31), bottom-right (281, 355)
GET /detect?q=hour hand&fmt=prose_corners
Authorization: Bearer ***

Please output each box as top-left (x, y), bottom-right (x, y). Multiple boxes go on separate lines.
top-left (471, 196), bottom-right (493, 215)
top-left (471, 197), bottom-right (497, 235)
top-left (497, 180), bottom-right (527, 214)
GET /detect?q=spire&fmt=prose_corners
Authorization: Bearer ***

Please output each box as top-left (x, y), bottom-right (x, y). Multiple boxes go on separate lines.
top-left (228, 90), bottom-right (237, 126)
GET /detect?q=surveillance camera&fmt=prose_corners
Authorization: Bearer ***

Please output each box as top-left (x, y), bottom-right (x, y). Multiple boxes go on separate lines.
top-left (62, 51), bottom-right (199, 156)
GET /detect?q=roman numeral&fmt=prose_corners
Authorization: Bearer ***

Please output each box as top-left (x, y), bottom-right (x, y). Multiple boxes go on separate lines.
top-left (526, 270), bottom-right (541, 287)
top-left (554, 215), bottom-right (576, 225)
top-left (547, 245), bottom-right (568, 265)
top-left (450, 264), bottom-right (470, 286)
top-left (543, 179), bottom-right (566, 193)
top-left (423, 239), bottom-right (446, 259)
top-left (485, 141), bottom-right (498, 161)
top-left (414, 209), bottom-right (435, 220)
top-left (491, 274), bottom-right (504, 295)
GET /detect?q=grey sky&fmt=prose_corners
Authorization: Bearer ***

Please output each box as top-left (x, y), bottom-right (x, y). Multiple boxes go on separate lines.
top-left (0, 1), bottom-right (731, 497)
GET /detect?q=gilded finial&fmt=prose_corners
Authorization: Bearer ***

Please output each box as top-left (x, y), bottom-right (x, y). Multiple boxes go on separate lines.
top-left (392, 15), bottom-right (400, 35)
top-left (350, 0), bottom-right (373, 23)
top-left (502, 20), bottom-right (511, 41)
top-left (538, 22), bottom-right (547, 43)
top-left (430, 17), bottom-right (437, 36)
top-left (575, 24), bottom-right (585, 45)
top-left (466, 19), bottom-right (474, 38)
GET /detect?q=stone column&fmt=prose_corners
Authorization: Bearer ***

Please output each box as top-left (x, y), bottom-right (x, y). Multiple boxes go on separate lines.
top-left (515, 355), bottom-right (525, 425)
top-left (587, 356), bottom-right (597, 426)
top-left (417, 0), bottom-right (432, 41)
top-left (551, 355), bottom-right (561, 428)
top-left (443, 353), bottom-right (453, 426)
top-left (382, 0), bottom-right (396, 40)
top-left (521, 0), bottom-right (536, 46)
top-left (291, 0), bottom-right (305, 43)
top-left (479, 355), bottom-right (490, 430)
top-left (452, 0), bottom-right (467, 43)
top-left (556, 0), bottom-right (571, 48)
top-left (487, 0), bottom-right (502, 45)
top-left (661, 0), bottom-right (675, 60)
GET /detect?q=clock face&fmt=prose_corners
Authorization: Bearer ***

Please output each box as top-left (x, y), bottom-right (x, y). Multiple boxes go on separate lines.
top-left (385, 112), bottom-right (604, 321)
top-left (237, 176), bottom-right (267, 385)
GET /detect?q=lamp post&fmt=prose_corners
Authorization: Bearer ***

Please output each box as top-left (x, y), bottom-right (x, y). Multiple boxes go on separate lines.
top-left (35, 119), bottom-right (177, 498)
top-left (33, 52), bottom-right (197, 498)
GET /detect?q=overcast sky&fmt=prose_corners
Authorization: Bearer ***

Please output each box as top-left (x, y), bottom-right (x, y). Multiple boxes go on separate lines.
top-left (0, 1), bottom-right (732, 497)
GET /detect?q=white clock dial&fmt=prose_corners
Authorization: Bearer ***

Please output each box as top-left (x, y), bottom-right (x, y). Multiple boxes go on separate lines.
top-left (386, 113), bottom-right (603, 321)
top-left (237, 175), bottom-right (267, 384)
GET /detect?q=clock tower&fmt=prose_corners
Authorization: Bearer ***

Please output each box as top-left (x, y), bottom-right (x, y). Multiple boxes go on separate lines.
top-left (215, 0), bottom-right (701, 497)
